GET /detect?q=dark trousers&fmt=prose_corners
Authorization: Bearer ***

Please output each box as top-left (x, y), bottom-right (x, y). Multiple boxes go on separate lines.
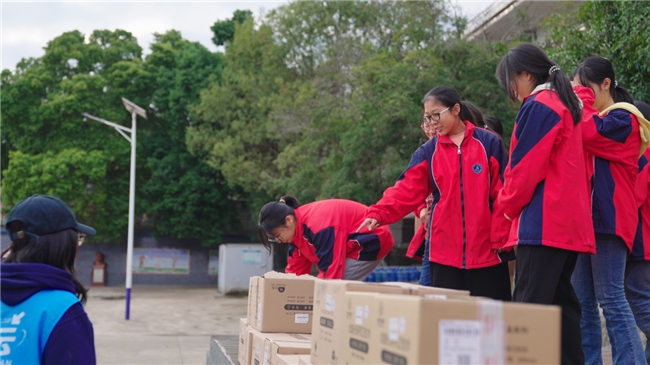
top-left (429, 261), bottom-right (512, 301)
top-left (513, 245), bottom-right (584, 365)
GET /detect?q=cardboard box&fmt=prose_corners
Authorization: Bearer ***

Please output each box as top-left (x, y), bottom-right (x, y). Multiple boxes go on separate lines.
top-left (268, 341), bottom-right (311, 365)
top-left (297, 355), bottom-right (312, 365)
top-left (344, 292), bottom-right (383, 365)
top-left (239, 319), bottom-right (250, 365)
top-left (249, 272), bottom-right (316, 333)
top-left (251, 330), bottom-right (267, 365)
top-left (240, 319), bottom-right (265, 365)
top-left (381, 282), bottom-right (470, 296)
top-left (371, 294), bottom-right (561, 365)
top-left (310, 280), bottom-right (408, 365)
top-left (251, 332), bottom-right (311, 365)
top-left (274, 354), bottom-right (304, 365)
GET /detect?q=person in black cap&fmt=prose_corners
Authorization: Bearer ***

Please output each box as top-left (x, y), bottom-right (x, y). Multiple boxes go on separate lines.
top-left (1, 194), bottom-right (97, 365)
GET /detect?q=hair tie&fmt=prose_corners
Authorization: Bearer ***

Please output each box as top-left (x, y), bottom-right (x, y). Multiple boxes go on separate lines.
top-left (614, 80), bottom-right (619, 88)
top-left (548, 65), bottom-right (560, 75)
top-left (279, 199), bottom-right (286, 204)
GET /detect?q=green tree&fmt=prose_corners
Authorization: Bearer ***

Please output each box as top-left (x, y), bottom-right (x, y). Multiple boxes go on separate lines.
top-left (188, 0), bottom-right (516, 211)
top-left (141, 30), bottom-right (238, 245)
top-left (544, 1), bottom-right (650, 101)
top-left (210, 10), bottom-right (253, 46)
top-left (2, 149), bottom-right (110, 226)
top-left (2, 28), bottom-right (240, 244)
top-left (1, 30), bottom-right (147, 241)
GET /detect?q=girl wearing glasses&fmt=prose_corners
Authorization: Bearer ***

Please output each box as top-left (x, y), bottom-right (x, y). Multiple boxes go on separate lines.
top-left (407, 101), bottom-right (496, 287)
top-left (258, 196), bottom-right (394, 280)
top-left (358, 86), bottom-right (513, 301)
top-left (1, 195), bottom-right (96, 365)
top-left (494, 43), bottom-right (595, 365)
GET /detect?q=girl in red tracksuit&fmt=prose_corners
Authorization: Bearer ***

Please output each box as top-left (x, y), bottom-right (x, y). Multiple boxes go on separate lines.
top-left (493, 43), bottom-right (595, 365)
top-left (629, 100), bottom-right (650, 364)
top-left (258, 196), bottom-right (394, 280)
top-left (571, 56), bottom-right (647, 365)
top-left (359, 86), bottom-right (513, 301)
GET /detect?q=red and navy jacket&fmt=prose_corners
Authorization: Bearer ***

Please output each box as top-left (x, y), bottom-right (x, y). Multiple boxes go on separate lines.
top-left (285, 199), bottom-right (394, 279)
top-left (366, 121), bottom-right (513, 269)
top-left (633, 149), bottom-right (650, 261)
top-left (406, 194), bottom-right (434, 261)
top-left (494, 88), bottom-right (595, 254)
top-left (575, 86), bottom-right (640, 250)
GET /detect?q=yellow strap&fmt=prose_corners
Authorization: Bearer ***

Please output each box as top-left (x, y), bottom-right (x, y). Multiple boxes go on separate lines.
top-left (599, 102), bottom-right (650, 157)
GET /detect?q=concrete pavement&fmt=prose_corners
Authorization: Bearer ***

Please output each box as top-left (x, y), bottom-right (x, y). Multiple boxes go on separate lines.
top-left (85, 286), bottom-right (247, 365)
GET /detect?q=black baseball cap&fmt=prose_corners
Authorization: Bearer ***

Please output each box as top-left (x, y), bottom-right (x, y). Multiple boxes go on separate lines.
top-left (6, 195), bottom-right (96, 241)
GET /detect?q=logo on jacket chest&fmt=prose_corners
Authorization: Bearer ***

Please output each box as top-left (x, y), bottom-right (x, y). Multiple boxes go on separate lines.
top-left (472, 163), bottom-right (483, 174)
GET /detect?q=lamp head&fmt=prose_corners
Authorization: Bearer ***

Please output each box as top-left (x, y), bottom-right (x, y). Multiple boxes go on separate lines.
top-left (121, 98), bottom-right (147, 119)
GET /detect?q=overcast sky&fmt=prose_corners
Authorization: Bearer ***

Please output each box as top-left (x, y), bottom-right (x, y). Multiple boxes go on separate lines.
top-left (1, 0), bottom-right (493, 71)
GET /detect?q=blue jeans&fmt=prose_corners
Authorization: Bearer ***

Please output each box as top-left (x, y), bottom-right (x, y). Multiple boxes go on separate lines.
top-left (625, 260), bottom-right (650, 364)
top-left (419, 240), bottom-right (431, 286)
top-left (571, 234), bottom-right (646, 365)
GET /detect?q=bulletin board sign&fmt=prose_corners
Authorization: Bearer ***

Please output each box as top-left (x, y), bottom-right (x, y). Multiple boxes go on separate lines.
top-left (208, 250), bottom-right (219, 276)
top-left (133, 248), bottom-right (190, 275)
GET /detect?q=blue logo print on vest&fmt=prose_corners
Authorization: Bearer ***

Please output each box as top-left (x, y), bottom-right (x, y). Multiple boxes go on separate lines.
top-left (472, 163), bottom-right (483, 174)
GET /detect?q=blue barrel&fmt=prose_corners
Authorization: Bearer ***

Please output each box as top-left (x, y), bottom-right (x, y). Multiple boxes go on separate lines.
top-left (365, 271), bottom-right (376, 282)
top-left (386, 267), bottom-right (397, 282)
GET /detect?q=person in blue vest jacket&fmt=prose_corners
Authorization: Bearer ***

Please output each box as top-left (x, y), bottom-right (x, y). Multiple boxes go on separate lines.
top-left (1, 194), bottom-right (97, 365)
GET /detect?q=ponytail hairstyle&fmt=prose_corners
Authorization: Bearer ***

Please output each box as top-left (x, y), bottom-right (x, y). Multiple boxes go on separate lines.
top-left (461, 101), bottom-right (485, 127)
top-left (484, 116), bottom-right (505, 140)
top-left (421, 86), bottom-right (479, 125)
top-left (257, 195), bottom-right (300, 251)
top-left (634, 100), bottom-right (650, 121)
top-left (496, 43), bottom-right (582, 124)
top-left (572, 56), bottom-right (634, 104)
top-left (3, 221), bottom-right (88, 304)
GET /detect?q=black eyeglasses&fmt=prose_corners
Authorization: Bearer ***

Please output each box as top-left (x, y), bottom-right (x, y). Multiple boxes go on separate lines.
top-left (78, 233), bottom-right (86, 246)
top-left (422, 106), bottom-right (451, 125)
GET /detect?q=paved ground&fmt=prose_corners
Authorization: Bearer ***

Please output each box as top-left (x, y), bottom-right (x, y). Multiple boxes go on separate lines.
top-left (85, 286), bottom-right (247, 365)
top-left (85, 286), bottom-right (642, 365)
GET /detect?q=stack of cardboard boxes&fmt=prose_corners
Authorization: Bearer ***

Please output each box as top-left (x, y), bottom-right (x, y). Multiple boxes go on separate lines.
top-left (240, 272), bottom-right (316, 365)
top-left (239, 272), bottom-right (562, 365)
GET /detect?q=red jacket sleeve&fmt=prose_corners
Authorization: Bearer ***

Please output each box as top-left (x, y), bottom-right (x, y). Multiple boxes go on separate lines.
top-left (497, 99), bottom-right (561, 220)
top-left (414, 202), bottom-right (427, 219)
top-left (366, 146), bottom-right (433, 225)
top-left (489, 138), bottom-right (512, 249)
top-left (285, 245), bottom-right (312, 275)
top-left (576, 85), bottom-right (635, 161)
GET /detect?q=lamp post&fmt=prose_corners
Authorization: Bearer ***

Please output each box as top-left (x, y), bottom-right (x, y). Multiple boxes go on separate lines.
top-left (83, 98), bottom-right (146, 320)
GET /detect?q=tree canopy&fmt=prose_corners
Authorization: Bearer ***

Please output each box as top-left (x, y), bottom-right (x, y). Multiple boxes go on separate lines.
top-left (543, 1), bottom-right (650, 101)
top-left (3, 1), bottom-right (645, 245)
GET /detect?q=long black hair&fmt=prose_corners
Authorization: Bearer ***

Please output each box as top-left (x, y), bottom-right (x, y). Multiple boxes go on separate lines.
top-left (496, 43), bottom-right (582, 124)
top-left (2, 221), bottom-right (88, 304)
top-left (484, 116), bottom-right (504, 140)
top-left (258, 195), bottom-right (300, 251)
top-left (421, 86), bottom-right (482, 126)
top-left (573, 56), bottom-right (634, 105)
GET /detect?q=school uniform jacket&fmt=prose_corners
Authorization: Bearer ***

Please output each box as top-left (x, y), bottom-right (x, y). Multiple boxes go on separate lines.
top-left (366, 121), bottom-right (513, 269)
top-left (575, 86), bottom-right (640, 250)
top-left (633, 149), bottom-right (650, 261)
top-left (285, 199), bottom-right (394, 279)
top-left (406, 194), bottom-right (434, 261)
top-left (494, 88), bottom-right (595, 254)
